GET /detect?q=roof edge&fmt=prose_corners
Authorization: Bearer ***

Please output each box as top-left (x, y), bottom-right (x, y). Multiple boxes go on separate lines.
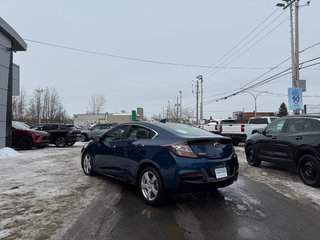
top-left (0, 17), bottom-right (27, 51)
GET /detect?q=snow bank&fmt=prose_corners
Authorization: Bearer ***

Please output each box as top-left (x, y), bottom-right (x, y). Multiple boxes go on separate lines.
top-left (0, 147), bottom-right (21, 158)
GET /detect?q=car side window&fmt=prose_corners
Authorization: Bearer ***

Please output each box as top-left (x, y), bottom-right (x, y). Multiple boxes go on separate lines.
top-left (310, 119), bottom-right (320, 130)
top-left (127, 126), bottom-right (153, 140)
top-left (104, 125), bottom-right (128, 142)
top-left (286, 118), bottom-right (306, 133)
top-left (265, 119), bottom-right (286, 134)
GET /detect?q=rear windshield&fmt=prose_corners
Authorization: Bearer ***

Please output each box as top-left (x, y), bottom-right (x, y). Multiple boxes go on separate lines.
top-left (164, 123), bottom-right (214, 136)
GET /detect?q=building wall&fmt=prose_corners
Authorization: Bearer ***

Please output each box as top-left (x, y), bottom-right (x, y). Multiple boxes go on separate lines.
top-left (73, 113), bottom-right (106, 128)
top-left (0, 17), bottom-right (26, 148)
top-left (0, 32), bottom-right (11, 148)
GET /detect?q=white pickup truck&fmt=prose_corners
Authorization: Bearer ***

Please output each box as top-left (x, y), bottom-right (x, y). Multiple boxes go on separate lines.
top-left (245, 116), bottom-right (278, 137)
top-left (220, 117), bottom-right (277, 145)
top-left (220, 119), bottom-right (248, 146)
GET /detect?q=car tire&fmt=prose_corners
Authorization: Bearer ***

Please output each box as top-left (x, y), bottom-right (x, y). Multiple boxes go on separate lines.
top-left (245, 145), bottom-right (261, 167)
top-left (298, 154), bottom-right (320, 187)
top-left (18, 136), bottom-right (33, 150)
top-left (139, 166), bottom-right (165, 205)
top-left (82, 152), bottom-right (95, 176)
top-left (67, 141), bottom-right (75, 146)
top-left (80, 134), bottom-right (87, 142)
top-left (55, 137), bottom-right (67, 147)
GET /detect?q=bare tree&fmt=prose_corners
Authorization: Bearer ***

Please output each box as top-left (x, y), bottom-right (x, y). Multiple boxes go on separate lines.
top-left (12, 86), bottom-right (28, 121)
top-left (26, 87), bottom-right (69, 125)
top-left (87, 93), bottom-right (106, 114)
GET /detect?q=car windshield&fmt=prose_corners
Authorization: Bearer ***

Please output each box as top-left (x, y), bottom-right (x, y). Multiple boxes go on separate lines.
top-left (164, 123), bottom-right (214, 136)
top-left (12, 121), bottom-right (31, 130)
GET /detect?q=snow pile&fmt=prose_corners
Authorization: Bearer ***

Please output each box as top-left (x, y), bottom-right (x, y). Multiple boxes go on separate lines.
top-left (0, 147), bottom-right (21, 158)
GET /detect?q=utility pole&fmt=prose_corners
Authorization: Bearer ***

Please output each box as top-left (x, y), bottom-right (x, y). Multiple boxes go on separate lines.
top-left (276, 0), bottom-right (307, 114)
top-left (176, 96), bottom-right (179, 121)
top-left (196, 79), bottom-right (199, 124)
top-left (294, 0), bottom-right (300, 88)
top-left (179, 91), bottom-right (182, 120)
top-left (196, 75), bottom-right (203, 122)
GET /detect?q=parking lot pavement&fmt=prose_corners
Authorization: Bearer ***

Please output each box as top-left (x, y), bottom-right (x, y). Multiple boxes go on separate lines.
top-left (1, 143), bottom-right (319, 240)
top-left (235, 146), bottom-right (320, 209)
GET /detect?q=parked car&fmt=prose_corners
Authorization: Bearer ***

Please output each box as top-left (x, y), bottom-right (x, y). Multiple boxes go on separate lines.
top-left (31, 123), bottom-right (81, 147)
top-left (202, 119), bottom-right (223, 134)
top-left (245, 115), bottom-right (320, 187)
top-left (11, 121), bottom-right (49, 150)
top-left (81, 121), bottom-right (239, 205)
top-left (80, 123), bottom-right (116, 141)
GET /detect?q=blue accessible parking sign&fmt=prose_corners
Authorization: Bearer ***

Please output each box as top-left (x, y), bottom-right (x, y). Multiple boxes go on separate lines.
top-left (288, 88), bottom-right (303, 110)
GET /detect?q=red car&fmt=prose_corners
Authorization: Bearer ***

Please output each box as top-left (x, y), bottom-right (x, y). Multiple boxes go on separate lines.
top-left (12, 121), bottom-right (50, 150)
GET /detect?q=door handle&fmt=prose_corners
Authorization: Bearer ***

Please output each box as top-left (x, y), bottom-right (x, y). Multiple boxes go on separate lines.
top-left (272, 136), bottom-right (277, 140)
top-left (296, 136), bottom-right (302, 140)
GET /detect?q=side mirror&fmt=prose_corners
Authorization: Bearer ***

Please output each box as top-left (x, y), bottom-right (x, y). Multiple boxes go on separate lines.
top-left (93, 135), bottom-right (101, 143)
top-left (254, 128), bottom-right (264, 134)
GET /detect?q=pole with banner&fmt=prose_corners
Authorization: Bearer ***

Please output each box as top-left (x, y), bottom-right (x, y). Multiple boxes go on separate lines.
top-left (288, 88), bottom-right (303, 112)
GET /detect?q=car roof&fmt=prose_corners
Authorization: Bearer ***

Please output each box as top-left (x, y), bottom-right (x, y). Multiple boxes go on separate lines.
top-left (281, 114), bottom-right (320, 119)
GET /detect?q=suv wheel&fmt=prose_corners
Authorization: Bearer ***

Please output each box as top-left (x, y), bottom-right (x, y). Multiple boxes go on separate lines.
top-left (80, 134), bottom-right (87, 142)
top-left (18, 136), bottom-right (33, 150)
top-left (298, 154), bottom-right (320, 187)
top-left (55, 137), bottom-right (67, 147)
top-left (67, 141), bottom-right (75, 146)
top-left (245, 145), bottom-right (261, 167)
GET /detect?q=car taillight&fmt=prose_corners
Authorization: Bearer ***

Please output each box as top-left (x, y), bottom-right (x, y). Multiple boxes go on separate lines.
top-left (241, 124), bottom-right (245, 133)
top-left (162, 143), bottom-right (198, 158)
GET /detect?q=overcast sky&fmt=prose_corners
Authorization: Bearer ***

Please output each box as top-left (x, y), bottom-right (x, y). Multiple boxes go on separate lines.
top-left (1, 0), bottom-right (319, 119)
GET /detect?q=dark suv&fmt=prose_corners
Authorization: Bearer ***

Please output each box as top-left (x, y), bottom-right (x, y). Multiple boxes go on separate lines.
top-left (32, 123), bottom-right (81, 147)
top-left (245, 115), bottom-right (320, 187)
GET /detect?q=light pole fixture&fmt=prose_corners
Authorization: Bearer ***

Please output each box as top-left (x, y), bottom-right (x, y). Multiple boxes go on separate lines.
top-left (243, 91), bottom-right (266, 117)
top-left (35, 88), bottom-right (43, 124)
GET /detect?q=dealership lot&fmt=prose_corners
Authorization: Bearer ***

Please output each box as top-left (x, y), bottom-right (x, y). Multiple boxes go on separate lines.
top-left (0, 143), bottom-right (319, 239)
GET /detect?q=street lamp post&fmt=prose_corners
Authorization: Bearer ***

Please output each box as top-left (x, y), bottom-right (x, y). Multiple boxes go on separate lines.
top-left (35, 88), bottom-right (43, 124)
top-left (244, 91), bottom-right (265, 117)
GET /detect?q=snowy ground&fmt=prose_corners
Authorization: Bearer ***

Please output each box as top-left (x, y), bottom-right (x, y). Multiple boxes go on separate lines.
top-left (0, 144), bottom-right (319, 240)
top-left (0, 143), bottom-right (110, 240)
top-left (235, 146), bottom-right (320, 209)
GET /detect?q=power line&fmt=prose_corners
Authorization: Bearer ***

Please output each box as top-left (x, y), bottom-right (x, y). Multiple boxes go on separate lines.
top-left (200, 8), bottom-right (281, 76)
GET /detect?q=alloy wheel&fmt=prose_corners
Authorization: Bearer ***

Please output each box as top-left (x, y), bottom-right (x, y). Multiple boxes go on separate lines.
top-left (83, 153), bottom-right (92, 175)
top-left (140, 171), bottom-right (159, 201)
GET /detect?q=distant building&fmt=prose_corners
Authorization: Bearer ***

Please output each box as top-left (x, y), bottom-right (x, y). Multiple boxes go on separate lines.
top-left (73, 108), bottom-right (143, 127)
top-left (0, 17), bottom-right (27, 148)
top-left (233, 111), bottom-right (277, 120)
top-left (73, 113), bottom-right (107, 128)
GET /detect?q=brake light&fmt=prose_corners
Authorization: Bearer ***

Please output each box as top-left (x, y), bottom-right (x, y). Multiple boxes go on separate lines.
top-left (241, 124), bottom-right (245, 133)
top-left (162, 143), bottom-right (198, 158)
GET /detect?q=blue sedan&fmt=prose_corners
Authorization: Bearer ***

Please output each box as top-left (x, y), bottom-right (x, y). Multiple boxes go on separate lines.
top-left (81, 121), bottom-right (239, 205)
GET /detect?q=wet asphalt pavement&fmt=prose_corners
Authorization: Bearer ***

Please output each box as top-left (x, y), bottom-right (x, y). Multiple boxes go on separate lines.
top-left (59, 173), bottom-right (320, 240)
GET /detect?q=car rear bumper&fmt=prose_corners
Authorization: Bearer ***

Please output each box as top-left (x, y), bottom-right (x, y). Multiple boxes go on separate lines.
top-left (167, 172), bottom-right (238, 194)
top-left (164, 155), bottom-right (239, 193)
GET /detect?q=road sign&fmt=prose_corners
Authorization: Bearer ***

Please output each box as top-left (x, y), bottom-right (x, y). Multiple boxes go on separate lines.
top-left (288, 88), bottom-right (303, 110)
